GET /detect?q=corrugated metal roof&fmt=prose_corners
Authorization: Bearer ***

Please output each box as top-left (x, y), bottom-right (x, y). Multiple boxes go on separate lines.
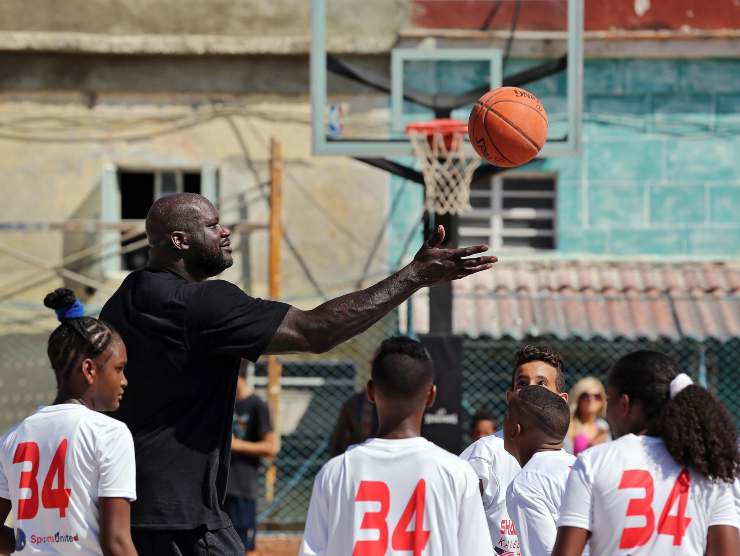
top-left (409, 261), bottom-right (740, 341)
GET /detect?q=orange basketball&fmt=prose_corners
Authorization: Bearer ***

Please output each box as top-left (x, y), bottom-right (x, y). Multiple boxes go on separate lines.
top-left (468, 87), bottom-right (549, 167)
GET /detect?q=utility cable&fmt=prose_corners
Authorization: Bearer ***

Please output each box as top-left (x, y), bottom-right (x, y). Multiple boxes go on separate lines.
top-left (221, 114), bottom-right (328, 300)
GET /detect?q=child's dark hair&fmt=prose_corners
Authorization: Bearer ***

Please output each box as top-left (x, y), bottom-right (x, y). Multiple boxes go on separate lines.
top-left (471, 408), bottom-right (497, 428)
top-left (371, 336), bottom-right (433, 399)
top-left (511, 385), bottom-right (570, 442)
top-left (44, 288), bottom-right (118, 384)
top-left (513, 344), bottom-right (566, 391)
top-left (609, 350), bottom-right (737, 483)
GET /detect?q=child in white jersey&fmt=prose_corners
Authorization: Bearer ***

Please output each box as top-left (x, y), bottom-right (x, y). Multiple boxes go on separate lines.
top-left (300, 336), bottom-right (493, 556)
top-left (460, 344), bottom-right (568, 555)
top-left (554, 350), bottom-right (739, 556)
top-left (0, 288), bottom-right (137, 556)
top-left (503, 386), bottom-right (575, 556)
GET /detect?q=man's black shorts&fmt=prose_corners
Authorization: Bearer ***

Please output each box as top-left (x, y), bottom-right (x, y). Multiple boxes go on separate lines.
top-left (132, 525), bottom-right (245, 556)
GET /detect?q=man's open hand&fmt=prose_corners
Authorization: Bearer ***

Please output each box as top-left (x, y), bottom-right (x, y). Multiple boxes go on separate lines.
top-left (410, 225), bottom-right (497, 287)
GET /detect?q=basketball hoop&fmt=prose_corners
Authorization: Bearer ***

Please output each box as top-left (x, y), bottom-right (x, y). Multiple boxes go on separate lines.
top-left (406, 119), bottom-right (479, 215)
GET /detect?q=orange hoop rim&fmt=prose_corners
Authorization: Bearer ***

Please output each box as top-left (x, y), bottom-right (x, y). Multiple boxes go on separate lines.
top-left (405, 118), bottom-right (468, 137)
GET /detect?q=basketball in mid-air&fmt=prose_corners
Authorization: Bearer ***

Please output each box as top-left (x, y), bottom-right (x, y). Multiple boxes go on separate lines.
top-left (468, 87), bottom-right (549, 168)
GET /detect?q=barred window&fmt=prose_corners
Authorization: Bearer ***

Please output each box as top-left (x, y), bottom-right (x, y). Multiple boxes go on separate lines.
top-left (459, 174), bottom-right (556, 252)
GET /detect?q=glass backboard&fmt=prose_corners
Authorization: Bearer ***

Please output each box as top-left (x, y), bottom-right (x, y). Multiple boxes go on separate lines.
top-left (311, 0), bottom-right (583, 158)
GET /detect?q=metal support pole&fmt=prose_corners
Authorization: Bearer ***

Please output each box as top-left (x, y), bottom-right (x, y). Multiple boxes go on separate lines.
top-left (429, 212), bottom-right (458, 335)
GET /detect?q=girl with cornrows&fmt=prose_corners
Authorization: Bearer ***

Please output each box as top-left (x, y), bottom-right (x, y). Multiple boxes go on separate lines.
top-left (554, 350), bottom-right (739, 556)
top-left (0, 288), bottom-right (137, 555)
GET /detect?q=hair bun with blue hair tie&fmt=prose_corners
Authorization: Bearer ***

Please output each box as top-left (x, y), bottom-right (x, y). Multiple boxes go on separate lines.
top-left (43, 288), bottom-right (86, 322)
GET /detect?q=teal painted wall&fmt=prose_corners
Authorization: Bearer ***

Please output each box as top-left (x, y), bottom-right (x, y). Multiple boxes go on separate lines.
top-left (391, 59), bottom-right (740, 261)
top-left (531, 59), bottom-right (740, 256)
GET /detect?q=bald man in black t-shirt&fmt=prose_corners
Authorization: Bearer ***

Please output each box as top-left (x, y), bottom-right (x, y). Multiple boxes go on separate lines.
top-left (101, 193), bottom-right (496, 556)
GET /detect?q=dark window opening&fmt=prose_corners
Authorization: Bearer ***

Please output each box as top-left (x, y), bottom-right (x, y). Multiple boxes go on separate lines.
top-left (118, 170), bottom-right (201, 270)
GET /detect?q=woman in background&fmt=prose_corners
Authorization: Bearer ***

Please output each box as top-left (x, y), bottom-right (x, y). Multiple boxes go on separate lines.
top-left (566, 376), bottom-right (609, 455)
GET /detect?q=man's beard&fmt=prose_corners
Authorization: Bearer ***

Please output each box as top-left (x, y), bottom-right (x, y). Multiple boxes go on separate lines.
top-left (189, 239), bottom-right (232, 277)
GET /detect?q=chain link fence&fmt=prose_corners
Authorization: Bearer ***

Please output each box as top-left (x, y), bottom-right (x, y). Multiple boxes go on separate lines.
top-left (0, 332), bottom-right (58, 431)
top-left (253, 332), bottom-right (740, 530)
top-left (253, 315), bottom-right (396, 530)
top-left (0, 315), bottom-right (738, 532)
top-left (461, 336), bottom-right (740, 447)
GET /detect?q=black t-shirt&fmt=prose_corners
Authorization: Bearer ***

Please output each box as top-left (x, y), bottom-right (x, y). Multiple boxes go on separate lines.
top-left (226, 394), bottom-right (272, 500)
top-left (100, 268), bottom-right (289, 530)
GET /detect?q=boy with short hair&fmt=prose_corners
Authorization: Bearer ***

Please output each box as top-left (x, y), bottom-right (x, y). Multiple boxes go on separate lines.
top-left (460, 344), bottom-right (568, 554)
top-left (470, 408), bottom-right (497, 442)
top-left (503, 386), bottom-right (575, 556)
top-left (300, 337), bottom-right (493, 556)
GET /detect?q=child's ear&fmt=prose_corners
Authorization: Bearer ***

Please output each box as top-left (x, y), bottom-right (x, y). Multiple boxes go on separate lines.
top-left (620, 393), bottom-right (631, 418)
top-left (366, 380), bottom-right (375, 404)
top-left (426, 384), bottom-right (437, 408)
top-left (81, 358), bottom-right (96, 385)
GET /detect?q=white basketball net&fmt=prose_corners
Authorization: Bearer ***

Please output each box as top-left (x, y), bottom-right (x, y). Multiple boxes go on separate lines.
top-left (407, 130), bottom-right (480, 215)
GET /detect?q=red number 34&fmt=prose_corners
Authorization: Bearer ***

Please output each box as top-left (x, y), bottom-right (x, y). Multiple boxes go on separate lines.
top-left (618, 468), bottom-right (692, 549)
top-left (353, 479), bottom-right (430, 556)
top-left (12, 440), bottom-right (71, 519)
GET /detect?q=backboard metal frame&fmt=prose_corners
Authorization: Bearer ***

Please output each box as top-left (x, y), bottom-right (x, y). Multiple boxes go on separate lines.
top-left (310, 0), bottom-right (583, 159)
top-left (391, 48), bottom-right (502, 143)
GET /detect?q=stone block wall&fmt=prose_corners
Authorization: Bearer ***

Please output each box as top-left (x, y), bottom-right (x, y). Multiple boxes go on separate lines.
top-left (525, 59), bottom-right (740, 257)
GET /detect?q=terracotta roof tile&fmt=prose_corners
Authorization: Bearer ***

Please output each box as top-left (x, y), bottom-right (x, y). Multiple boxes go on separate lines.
top-left (411, 261), bottom-right (740, 341)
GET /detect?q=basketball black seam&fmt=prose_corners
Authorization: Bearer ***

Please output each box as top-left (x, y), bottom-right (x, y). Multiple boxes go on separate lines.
top-left (491, 99), bottom-right (549, 126)
top-left (476, 100), bottom-right (544, 152)
top-left (475, 102), bottom-right (515, 166)
top-left (485, 104), bottom-right (542, 152)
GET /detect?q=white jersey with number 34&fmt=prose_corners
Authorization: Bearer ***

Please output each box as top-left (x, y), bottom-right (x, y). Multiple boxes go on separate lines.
top-left (300, 437), bottom-right (494, 556)
top-left (559, 434), bottom-right (738, 555)
top-left (0, 404), bottom-right (136, 555)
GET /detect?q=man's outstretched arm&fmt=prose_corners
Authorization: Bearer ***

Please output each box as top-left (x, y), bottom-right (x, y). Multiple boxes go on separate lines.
top-left (265, 225), bottom-right (496, 354)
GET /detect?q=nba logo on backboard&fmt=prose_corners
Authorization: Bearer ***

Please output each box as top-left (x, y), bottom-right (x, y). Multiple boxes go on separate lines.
top-left (327, 103), bottom-right (347, 139)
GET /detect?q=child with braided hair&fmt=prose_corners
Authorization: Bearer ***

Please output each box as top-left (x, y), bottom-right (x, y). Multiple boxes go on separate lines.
top-left (0, 288), bottom-right (137, 555)
top-left (554, 350), bottom-right (739, 556)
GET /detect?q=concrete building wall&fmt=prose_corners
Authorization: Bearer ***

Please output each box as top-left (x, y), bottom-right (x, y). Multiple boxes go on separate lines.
top-left (3, 51), bottom-right (739, 329)
top-left (0, 0), bottom-right (309, 36)
top-left (531, 58), bottom-right (740, 256)
top-left (0, 0), bottom-right (407, 55)
top-left (0, 84), bottom-right (393, 311)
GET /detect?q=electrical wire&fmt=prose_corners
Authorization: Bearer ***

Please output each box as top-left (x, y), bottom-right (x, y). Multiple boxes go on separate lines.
top-left (283, 172), bottom-right (369, 251)
top-left (0, 101), bottom-right (311, 143)
top-left (0, 114), bottom-right (212, 143)
top-left (0, 104), bottom-right (411, 304)
top-left (354, 179), bottom-right (410, 288)
top-left (503, 0), bottom-right (523, 70)
top-left (480, 1), bottom-right (504, 30)
top-left (221, 114), bottom-right (328, 300)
